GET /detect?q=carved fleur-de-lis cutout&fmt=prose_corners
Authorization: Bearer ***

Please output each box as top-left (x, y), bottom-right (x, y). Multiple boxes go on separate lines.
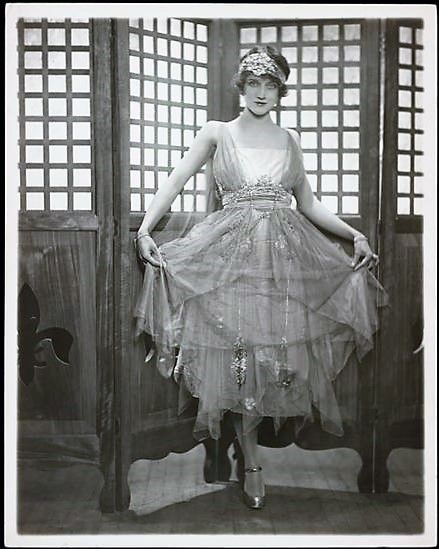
top-left (18, 283), bottom-right (74, 385)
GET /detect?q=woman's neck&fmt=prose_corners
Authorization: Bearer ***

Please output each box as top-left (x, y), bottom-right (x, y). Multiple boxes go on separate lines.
top-left (237, 108), bottom-right (275, 129)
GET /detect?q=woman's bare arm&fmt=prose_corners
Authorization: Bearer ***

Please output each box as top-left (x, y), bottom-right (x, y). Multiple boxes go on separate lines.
top-left (137, 120), bottom-right (220, 235)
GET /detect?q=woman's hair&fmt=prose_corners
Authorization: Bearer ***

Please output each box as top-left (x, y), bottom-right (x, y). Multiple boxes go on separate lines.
top-left (232, 45), bottom-right (290, 98)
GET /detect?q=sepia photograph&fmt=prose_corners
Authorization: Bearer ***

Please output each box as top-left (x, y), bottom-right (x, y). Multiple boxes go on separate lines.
top-left (4, 3), bottom-right (437, 547)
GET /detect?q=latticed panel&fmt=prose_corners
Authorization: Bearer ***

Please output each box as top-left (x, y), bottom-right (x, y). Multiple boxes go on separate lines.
top-left (396, 23), bottom-right (424, 217)
top-left (128, 18), bottom-right (209, 213)
top-left (17, 19), bottom-right (93, 212)
top-left (239, 21), bottom-right (363, 215)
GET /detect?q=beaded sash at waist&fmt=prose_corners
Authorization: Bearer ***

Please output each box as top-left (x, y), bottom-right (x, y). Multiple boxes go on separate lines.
top-left (219, 175), bottom-right (292, 209)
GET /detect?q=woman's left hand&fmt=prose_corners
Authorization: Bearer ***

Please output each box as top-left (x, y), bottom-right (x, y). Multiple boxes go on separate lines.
top-left (351, 236), bottom-right (379, 271)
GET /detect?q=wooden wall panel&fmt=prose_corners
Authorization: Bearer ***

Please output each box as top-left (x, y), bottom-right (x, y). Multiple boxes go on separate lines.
top-left (18, 231), bottom-right (96, 435)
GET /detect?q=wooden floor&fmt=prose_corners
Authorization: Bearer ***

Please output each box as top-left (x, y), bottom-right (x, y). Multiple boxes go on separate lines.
top-left (17, 445), bottom-right (424, 535)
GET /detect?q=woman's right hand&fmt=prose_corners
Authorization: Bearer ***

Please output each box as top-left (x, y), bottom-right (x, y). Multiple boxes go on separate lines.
top-left (136, 235), bottom-right (166, 268)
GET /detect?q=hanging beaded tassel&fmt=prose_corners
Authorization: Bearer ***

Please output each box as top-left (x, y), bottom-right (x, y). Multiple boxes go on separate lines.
top-left (231, 335), bottom-right (248, 386)
top-left (277, 336), bottom-right (291, 387)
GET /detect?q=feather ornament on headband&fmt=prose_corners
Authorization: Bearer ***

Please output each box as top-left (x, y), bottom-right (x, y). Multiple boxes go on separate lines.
top-left (239, 52), bottom-right (287, 84)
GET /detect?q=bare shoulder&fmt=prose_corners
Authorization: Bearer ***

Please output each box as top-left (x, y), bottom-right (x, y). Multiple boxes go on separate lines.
top-left (284, 127), bottom-right (301, 146)
top-left (198, 120), bottom-right (224, 145)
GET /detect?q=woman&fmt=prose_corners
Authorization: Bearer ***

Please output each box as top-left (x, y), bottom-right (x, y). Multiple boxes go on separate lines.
top-left (134, 46), bottom-right (387, 509)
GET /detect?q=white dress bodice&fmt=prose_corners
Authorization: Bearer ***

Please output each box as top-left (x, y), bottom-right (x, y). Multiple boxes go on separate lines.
top-left (235, 148), bottom-right (287, 185)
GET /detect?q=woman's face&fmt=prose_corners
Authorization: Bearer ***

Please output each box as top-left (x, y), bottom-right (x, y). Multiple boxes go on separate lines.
top-left (243, 74), bottom-right (279, 116)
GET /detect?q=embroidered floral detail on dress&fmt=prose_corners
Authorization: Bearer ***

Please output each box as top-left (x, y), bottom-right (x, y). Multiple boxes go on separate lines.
top-left (221, 174), bottom-right (292, 207)
top-left (231, 336), bottom-right (248, 386)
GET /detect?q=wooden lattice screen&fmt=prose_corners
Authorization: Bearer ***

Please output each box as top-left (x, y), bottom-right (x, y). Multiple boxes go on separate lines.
top-left (239, 21), bottom-right (365, 218)
top-left (128, 18), bottom-right (209, 213)
top-left (18, 18), bottom-right (93, 213)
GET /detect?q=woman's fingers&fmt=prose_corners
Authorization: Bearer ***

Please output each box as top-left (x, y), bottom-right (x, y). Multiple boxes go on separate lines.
top-left (141, 252), bottom-right (162, 267)
top-left (354, 253), bottom-right (379, 271)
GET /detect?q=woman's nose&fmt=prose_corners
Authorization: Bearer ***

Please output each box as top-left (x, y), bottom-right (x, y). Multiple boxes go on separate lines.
top-left (257, 85), bottom-right (266, 98)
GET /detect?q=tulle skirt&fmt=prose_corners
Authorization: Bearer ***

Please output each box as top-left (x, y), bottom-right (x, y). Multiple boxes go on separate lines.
top-left (134, 202), bottom-right (388, 441)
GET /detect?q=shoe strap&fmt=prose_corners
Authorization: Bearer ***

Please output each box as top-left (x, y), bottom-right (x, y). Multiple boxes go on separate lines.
top-left (244, 465), bottom-right (262, 473)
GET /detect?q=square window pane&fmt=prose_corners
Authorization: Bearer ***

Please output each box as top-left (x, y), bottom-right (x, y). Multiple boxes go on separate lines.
top-left (414, 176), bottom-right (423, 195)
top-left (321, 174), bottom-right (338, 192)
top-left (50, 192), bottom-right (68, 210)
top-left (184, 129), bottom-right (194, 147)
top-left (47, 51), bottom-right (66, 69)
top-left (170, 62), bottom-right (181, 80)
top-left (71, 51), bottom-right (89, 69)
top-left (184, 86), bottom-right (194, 104)
top-left (48, 121), bottom-right (67, 140)
top-left (49, 168), bottom-right (68, 186)
top-left (144, 148), bottom-right (154, 165)
top-left (143, 80), bottom-right (155, 99)
top-left (73, 122), bottom-right (90, 140)
top-left (261, 26), bottom-right (277, 43)
top-left (71, 28), bottom-right (90, 46)
top-left (47, 28), bottom-right (65, 45)
top-left (343, 110), bottom-right (359, 127)
top-left (73, 168), bottom-right (91, 186)
top-left (73, 192), bottom-right (92, 210)
top-left (73, 145), bottom-right (90, 163)
top-left (143, 57), bottom-right (154, 75)
top-left (308, 174), bottom-right (318, 192)
top-left (399, 68), bottom-right (412, 86)
top-left (301, 110), bottom-right (317, 128)
top-left (197, 67), bottom-right (208, 84)
top-left (171, 106), bottom-right (181, 124)
top-left (342, 196), bottom-right (359, 214)
top-left (414, 133), bottom-right (423, 152)
top-left (322, 110), bottom-right (339, 127)
top-left (280, 110), bottom-right (297, 128)
top-left (398, 111), bottom-right (412, 129)
top-left (241, 27), bottom-right (257, 43)
top-left (415, 48), bottom-right (423, 66)
top-left (196, 88), bottom-right (207, 106)
top-left (158, 149), bottom-right (169, 166)
top-left (24, 51), bottom-right (42, 69)
top-left (283, 90), bottom-right (297, 107)
top-left (184, 109), bottom-right (194, 126)
top-left (170, 40), bottom-right (181, 57)
top-left (323, 25), bottom-right (339, 41)
top-left (413, 197), bottom-right (423, 215)
top-left (322, 153), bottom-right (338, 170)
top-left (130, 170), bottom-right (141, 187)
top-left (415, 91), bottom-right (423, 109)
top-left (398, 176), bottom-right (411, 194)
top-left (281, 26), bottom-right (297, 42)
top-left (301, 68), bottom-right (318, 84)
top-left (48, 75), bottom-right (66, 92)
top-left (25, 98), bottom-right (43, 116)
top-left (26, 122), bottom-right (44, 139)
top-left (343, 174), bottom-right (359, 192)
top-left (322, 89), bottom-right (339, 105)
top-left (344, 67), bottom-right (360, 84)
top-left (158, 88), bottom-right (170, 110)
top-left (197, 109), bottom-right (207, 127)
top-left (398, 133), bottom-right (411, 150)
top-left (26, 169), bottom-right (44, 187)
top-left (344, 88), bottom-right (360, 105)
top-left (398, 154), bottom-right (411, 172)
top-left (130, 101), bottom-right (140, 119)
top-left (26, 192), bottom-right (45, 210)
top-left (288, 69), bottom-right (297, 85)
top-left (131, 194), bottom-right (141, 212)
top-left (344, 45), bottom-right (361, 62)
top-left (398, 90), bottom-right (412, 108)
top-left (72, 75), bottom-right (90, 93)
top-left (323, 46), bottom-right (339, 62)
top-left (196, 45), bottom-right (207, 63)
top-left (415, 113), bottom-right (423, 131)
top-left (414, 154), bottom-right (423, 173)
top-left (25, 75), bottom-right (43, 92)
top-left (183, 21), bottom-right (195, 39)
top-left (302, 47), bottom-right (318, 63)
top-left (344, 24), bottom-right (361, 41)
top-left (399, 27), bottom-right (412, 44)
top-left (26, 145), bottom-right (44, 163)
top-left (129, 32), bottom-right (140, 51)
top-left (343, 153), bottom-right (359, 170)
top-left (49, 145), bottom-right (67, 163)
top-left (157, 105), bottom-right (168, 123)
top-left (130, 56), bottom-right (140, 73)
top-left (130, 147), bottom-right (140, 165)
top-left (197, 24), bottom-right (208, 42)
top-left (302, 26), bottom-right (318, 41)
top-left (143, 102), bottom-right (155, 121)
top-left (157, 60), bottom-right (168, 78)
top-left (183, 42), bottom-right (194, 61)
top-left (323, 67), bottom-right (339, 84)
top-left (24, 28), bottom-right (42, 45)
top-left (300, 132), bottom-right (318, 149)
top-left (397, 197), bottom-right (411, 214)
top-left (301, 89), bottom-right (317, 106)
top-left (183, 194), bottom-right (195, 211)
top-left (343, 131), bottom-right (359, 149)
top-left (158, 127), bottom-right (168, 145)
top-left (170, 84), bottom-right (181, 102)
top-left (399, 48), bottom-right (412, 65)
top-left (72, 98), bottom-right (90, 116)
top-left (48, 98), bottom-right (67, 116)
top-left (322, 132), bottom-right (338, 149)
top-left (144, 126), bottom-right (155, 143)
top-left (171, 149), bottom-right (182, 165)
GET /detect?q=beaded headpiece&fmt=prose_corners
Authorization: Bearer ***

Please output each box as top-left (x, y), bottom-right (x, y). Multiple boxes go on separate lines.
top-left (239, 51), bottom-right (287, 84)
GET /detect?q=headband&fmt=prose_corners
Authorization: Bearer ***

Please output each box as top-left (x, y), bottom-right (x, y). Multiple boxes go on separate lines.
top-left (239, 51), bottom-right (287, 84)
